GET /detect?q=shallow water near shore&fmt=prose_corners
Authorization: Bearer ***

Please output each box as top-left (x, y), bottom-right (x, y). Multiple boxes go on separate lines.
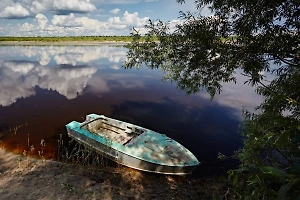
top-left (0, 45), bottom-right (262, 176)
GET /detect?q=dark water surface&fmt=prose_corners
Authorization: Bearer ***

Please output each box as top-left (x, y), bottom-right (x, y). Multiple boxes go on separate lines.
top-left (0, 45), bottom-right (262, 176)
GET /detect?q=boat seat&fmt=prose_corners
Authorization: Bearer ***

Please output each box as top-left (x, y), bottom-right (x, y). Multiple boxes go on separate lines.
top-left (125, 126), bottom-right (144, 135)
top-left (125, 126), bottom-right (135, 135)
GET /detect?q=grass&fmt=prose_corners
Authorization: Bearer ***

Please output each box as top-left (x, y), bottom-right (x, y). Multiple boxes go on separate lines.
top-left (56, 134), bottom-right (117, 168)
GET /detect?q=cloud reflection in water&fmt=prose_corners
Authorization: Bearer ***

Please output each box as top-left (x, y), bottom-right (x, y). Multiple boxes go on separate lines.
top-left (0, 60), bottom-right (97, 106)
top-left (0, 45), bottom-right (264, 121)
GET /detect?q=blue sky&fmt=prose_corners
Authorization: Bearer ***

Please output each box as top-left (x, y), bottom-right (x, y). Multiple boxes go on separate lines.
top-left (0, 0), bottom-right (210, 36)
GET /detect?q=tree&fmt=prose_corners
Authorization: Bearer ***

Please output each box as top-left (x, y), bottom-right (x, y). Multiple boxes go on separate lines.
top-left (124, 0), bottom-right (300, 199)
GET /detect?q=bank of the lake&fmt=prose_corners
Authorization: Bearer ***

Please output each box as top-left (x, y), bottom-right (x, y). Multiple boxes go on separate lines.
top-left (0, 148), bottom-right (229, 200)
top-left (0, 41), bottom-right (129, 46)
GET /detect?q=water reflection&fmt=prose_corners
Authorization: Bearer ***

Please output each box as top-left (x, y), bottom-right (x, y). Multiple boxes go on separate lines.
top-left (0, 61), bottom-right (97, 106)
top-left (0, 45), bottom-right (262, 176)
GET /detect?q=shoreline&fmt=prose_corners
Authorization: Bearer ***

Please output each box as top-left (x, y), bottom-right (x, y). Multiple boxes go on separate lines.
top-left (0, 41), bottom-right (130, 46)
top-left (0, 148), bottom-right (224, 199)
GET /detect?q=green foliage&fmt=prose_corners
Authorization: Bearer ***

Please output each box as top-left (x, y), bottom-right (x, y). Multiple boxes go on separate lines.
top-left (124, 0), bottom-right (300, 199)
top-left (231, 108), bottom-right (300, 199)
top-left (124, 1), bottom-right (299, 96)
top-left (125, 19), bottom-right (238, 97)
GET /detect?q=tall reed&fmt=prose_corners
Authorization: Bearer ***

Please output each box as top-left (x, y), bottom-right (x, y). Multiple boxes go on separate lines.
top-left (56, 134), bottom-right (117, 168)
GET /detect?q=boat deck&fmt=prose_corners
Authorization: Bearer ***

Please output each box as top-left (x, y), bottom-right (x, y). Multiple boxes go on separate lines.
top-left (126, 131), bottom-right (196, 166)
top-left (81, 118), bottom-right (140, 145)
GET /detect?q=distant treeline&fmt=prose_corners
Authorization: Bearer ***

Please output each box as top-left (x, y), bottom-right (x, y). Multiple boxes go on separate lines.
top-left (0, 36), bottom-right (136, 42)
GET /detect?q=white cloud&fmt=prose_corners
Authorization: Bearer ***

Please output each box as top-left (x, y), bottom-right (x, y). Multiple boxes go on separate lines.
top-left (52, 0), bottom-right (96, 14)
top-left (110, 8), bottom-right (120, 14)
top-left (30, 0), bottom-right (52, 13)
top-left (110, 64), bottom-right (120, 70)
top-left (168, 19), bottom-right (183, 32)
top-left (99, 0), bottom-right (141, 4)
top-left (19, 22), bottom-right (36, 32)
top-left (0, 3), bottom-right (31, 19)
top-left (36, 13), bottom-right (48, 29)
top-left (0, 0), bottom-right (97, 19)
top-left (7, 10), bottom-right (149, 36)
top-left (0, 0), bottom-right (193, 36)
top-left (123, 11), bottom-right (147, 27)
top-left (108, 11), bottom-right (149, 30)
top-left (52, 13), bottom-right (83, 27)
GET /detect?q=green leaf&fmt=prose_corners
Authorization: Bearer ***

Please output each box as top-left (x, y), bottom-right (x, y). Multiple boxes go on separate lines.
top-left (275, 130), bottom-right (290, 146)
top-left (233, 174), bottom-right (239, 186)
top-left (290, 128), bottom-right (300, 143)
top-left (289, 164), bottom-right (300, 174)
top-left (236, 167), bottom-right (250, 173)
top-left (277, 182), bottom-right (293, 200)
top-left (260, 166), bottom-right (287, 179)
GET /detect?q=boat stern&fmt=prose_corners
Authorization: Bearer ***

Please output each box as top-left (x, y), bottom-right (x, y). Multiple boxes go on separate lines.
top-left (65, 121), bottom-right (81, 133)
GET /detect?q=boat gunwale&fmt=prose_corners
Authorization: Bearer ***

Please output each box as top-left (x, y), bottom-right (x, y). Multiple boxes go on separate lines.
top-left (67, 131), bottom-right (198, 175)
top-left (66, 115), bottom-right (200, 167)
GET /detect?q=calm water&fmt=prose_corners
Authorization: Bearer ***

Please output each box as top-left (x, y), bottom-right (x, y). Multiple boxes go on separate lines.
top-left (0, 45), bottom-right (262, 176)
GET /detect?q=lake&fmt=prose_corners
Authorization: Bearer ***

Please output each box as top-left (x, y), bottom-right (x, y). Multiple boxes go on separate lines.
top-left (0, 45), bottom-right (262, 176)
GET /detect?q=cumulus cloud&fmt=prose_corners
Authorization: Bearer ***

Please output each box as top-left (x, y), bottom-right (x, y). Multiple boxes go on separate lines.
top-left (109, 8), bottom-right (120, 14)
top-left (0, 0), bottom-right (96, 20)
top-left (52, 13), bottom-right (83, 27)
top-left (0, 3), bottom-right (31, 19)
top-left (108, 11), bottom-right (149, 30)
top-left (110, 65), bottom-right (120, 70)
top-left (14, 10), bottom-right (149, 36)
top-left (19, 22), bottom-right (36, 32)
top-left (100, 0), bottom-right (141, 4)
top-left (36, 13), bottom-right (48, 29)
top-left (52, 0), bottom-right (96, 14)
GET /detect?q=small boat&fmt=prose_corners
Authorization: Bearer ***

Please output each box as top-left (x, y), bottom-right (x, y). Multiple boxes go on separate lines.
top-left (65, 114), bottom-right (200, 175)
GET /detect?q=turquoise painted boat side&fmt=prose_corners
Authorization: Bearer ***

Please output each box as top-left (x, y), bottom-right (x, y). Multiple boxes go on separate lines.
top-left (66, 114), bottom-right (200, 167)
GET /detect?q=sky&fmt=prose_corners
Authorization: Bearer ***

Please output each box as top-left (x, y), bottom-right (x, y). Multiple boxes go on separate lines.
top-left (0, 0), bottom-right (211, 36)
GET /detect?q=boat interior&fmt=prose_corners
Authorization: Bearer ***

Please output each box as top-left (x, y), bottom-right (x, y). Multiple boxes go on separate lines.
top-left (80, 117), bottom-right (145, 146)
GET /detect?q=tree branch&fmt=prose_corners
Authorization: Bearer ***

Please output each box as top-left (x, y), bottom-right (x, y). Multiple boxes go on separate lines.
top-left (273, 55), bottom-right (300, 68)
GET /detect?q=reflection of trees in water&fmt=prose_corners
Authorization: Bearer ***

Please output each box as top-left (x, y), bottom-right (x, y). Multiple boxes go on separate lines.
top-left (110, 97), bottom-right (241, 175)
